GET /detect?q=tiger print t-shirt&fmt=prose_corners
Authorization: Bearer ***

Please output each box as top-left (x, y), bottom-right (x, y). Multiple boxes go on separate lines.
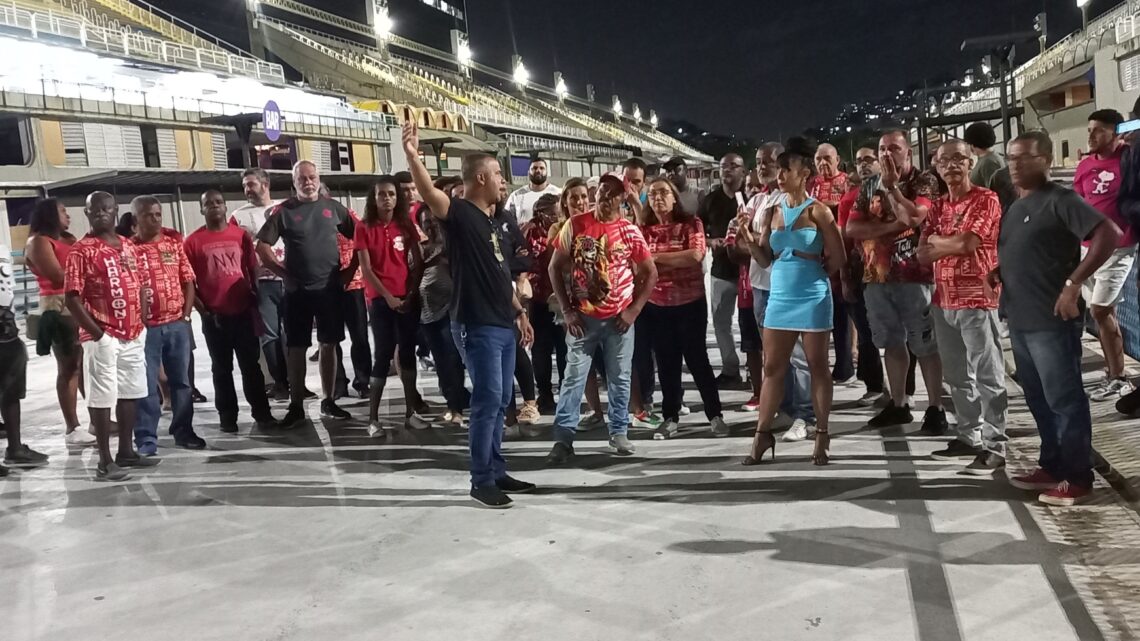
top-left (554, 211), bottom-right (651, 320)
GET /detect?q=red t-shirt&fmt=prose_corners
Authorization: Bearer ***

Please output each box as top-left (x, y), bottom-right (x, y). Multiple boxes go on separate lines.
top-left (554, 213), bottom-right (651, 319)
top-left (923, 186), bottom-right (1001, 310)
top-left (133, 231), bottom-right (195, 326)
top-left (1074, 147), bottom-right (1134, 247)
top-left (522, 218), bottom-right (558, 303)
top-left (338, 211), bottom-right (364, 292)
top-left (640, 218), bottom-right (706, 307)
top-left (354, 219), bottom-right (412, 300)
top-left (724, 216), bottom-right (754, 309)
top-left (837, 187), bottom-right (859, 229)
top-left (808, 173), bottom-right (850, 206)
top-left (183, 225), bottom-right (257, 316)
top-left (64, 234), bottom-right (145, 342)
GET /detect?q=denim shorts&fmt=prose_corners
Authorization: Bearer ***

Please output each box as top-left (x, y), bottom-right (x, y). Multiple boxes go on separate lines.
top-left (864, 283), bottom-right (938, 357)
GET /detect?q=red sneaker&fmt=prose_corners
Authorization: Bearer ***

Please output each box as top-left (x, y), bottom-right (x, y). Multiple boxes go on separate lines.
top-left (1009, 468), bottom-right (1060, 491)
top-left (1038, 482), bottom-right (1092, 507)
top-left (743, 396), bottom-right (761, 412)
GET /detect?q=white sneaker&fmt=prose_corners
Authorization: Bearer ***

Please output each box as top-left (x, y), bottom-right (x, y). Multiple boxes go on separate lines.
top-left (367, 422), bottom-right (384, 438)
top-left (65, 429), bottom-right (97, 447)
top-left (781, 419), bottom-right (814, 442)
top-left (679, 404), bottom-right (691, 416)
top-left (1090, 378), bottom-right (1134, 402)
top-left (858, 391), bottom-right (884, 407)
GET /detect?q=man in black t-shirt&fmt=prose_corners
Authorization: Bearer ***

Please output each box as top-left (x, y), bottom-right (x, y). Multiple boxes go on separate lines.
top-left (699, 153), bottom-right (748, 387)
top-left (402, 120), bottom-right (535, 509)
top-left (257, 160), bottom-right (356, 427)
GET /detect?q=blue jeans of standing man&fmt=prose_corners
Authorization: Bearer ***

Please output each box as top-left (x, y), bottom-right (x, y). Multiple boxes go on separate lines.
top-left (553, 315), bottom-right (636, 445)
top-left (455, 324), bottom-right (516, 489)
top-left (258, 280), bottom-right (288, 389)
top-left (136, 320), bottom-right (193, 453)
top-left (1009, 322), bottom-right (1094, 488)
top-left (754, 288), bottom-right (816, 424)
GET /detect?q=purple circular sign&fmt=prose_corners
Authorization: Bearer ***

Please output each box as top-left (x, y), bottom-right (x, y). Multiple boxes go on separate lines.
top-left (263, 100), bottom-right (282, 142)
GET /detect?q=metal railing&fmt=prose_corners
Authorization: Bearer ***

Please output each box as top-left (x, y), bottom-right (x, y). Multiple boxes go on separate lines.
top-left (75, 0), bottom-right (249, 57)
top-left (256, 0), bottom-right (375, 41)
top-left (0, 1), bottom-right (286, 83)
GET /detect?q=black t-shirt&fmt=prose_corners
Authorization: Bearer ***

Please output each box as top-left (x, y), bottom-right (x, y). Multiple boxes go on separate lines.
top-left (443, 198), bottom-right (516, 329)
top-left (258, 197), bottom-right (355, 292)
top-left (699, 186), bottom-right (743, 281)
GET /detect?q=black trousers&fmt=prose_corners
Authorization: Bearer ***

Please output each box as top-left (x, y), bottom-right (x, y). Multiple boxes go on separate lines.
top-left (369, 298), bottom-right (419, 380)
top-left (201, 311), bottom-right (272, 424)
top-left (646, 298), bottom-right (723, 421)
top-left (423, 315), bottom-right (470, 412)
top-left (507, 330), bottom-right (536, 411)
top-left (336, 289), bottom-right (372, 391)
top-left (530, 300), bottom-right (566, 400)
top-left (832, 292), bottom-right (855, 380)
top-left (632, 308), bottom-right (656, 409)
top-left (851, 284), bottom-right (885, 394)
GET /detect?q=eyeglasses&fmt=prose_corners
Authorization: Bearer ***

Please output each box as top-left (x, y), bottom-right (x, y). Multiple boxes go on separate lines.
top-left (648, 189), bottom-right (673, 199)
top-left (855, 156), bottom-right (877, 165)
top-left (934, 154), bottom-right (971, 167)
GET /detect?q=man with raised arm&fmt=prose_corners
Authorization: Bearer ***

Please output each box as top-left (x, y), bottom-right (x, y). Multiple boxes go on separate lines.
top-left (401, 120), bottom-right (536, 510)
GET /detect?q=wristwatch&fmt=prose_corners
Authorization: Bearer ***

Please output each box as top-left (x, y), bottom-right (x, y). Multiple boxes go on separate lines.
top-left (183, 315), bottom-right (193, 323)
top-left (1064, 278), bottom-right (1080, 289)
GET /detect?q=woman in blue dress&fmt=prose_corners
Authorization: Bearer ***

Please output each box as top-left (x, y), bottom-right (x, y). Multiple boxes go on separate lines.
top-left (736, 139), bottom-right (846, 465)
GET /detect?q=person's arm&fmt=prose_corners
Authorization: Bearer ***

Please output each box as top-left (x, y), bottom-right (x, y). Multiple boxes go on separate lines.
top-left (405, 232), bottom-right (425, 306)
top-left (1054, 193), bottom-right (1123, 319)
top-left (653, 220), bottom-right (706, 267)
top-left (547, 238), bottom-right (583, 338)
top-left (884, 190), bottom-right (930, 228)
top-left (920, 232), bottom-right (980, 264)
top-left (65, 292), bottom-right (104, 341)
top-left (27, 236), bottom-right (65, 289)
top-left (357, 247), bottom-right (400, 311)
top-left (812, 203), bottom-right (846, 276)
top-left (616, 255), bottom-right (659, 333)
top-left (402, 121), bottom-right (451, 219)
top-left (256, 208), bottom-right (289, 280)
top-left (844, 204), bottom-right (910, 241)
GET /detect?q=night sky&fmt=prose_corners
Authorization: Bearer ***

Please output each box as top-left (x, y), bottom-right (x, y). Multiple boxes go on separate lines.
top-left (152, 0), bottom-right (1090, 140)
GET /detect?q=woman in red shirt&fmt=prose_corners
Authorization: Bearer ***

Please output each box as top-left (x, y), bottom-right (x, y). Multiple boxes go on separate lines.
top-left (25, 198), bottom-right (92, 448)
top-left (522, 193), bottom-right (566, 414)
top-left (637, 177), bottom-right (726, 439)
top-left (355, 175), bottom-right (425, 435)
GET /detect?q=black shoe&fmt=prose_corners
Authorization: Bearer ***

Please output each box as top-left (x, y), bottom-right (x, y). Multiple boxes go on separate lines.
top-left (3, 444), bottom-right (49, 468)
top-left (218, 421), bottom-right (239, 434)
top-left (537, 395), bottom-right (557, 415)
top-left (95, 462), bottom-right (130, 482)
top-left (320, 399), bottom-right (352, 420)
top-left (278, 404), bottom-right (308, 430)
top-left (470, 485), bottom-right (513, 509)
top-left (191, 388), bottom-right (208, 403)
top-left (545, 442), bottom-right (574, 466)
top-left (1117, 387), bottom-right (1140, 416)
top-left (115, 453), bottom-right (161, 468)
top-left (0, 464), bottom-right (8, 477)
top-left (253, 415), bottom-right (279, 430)
top-left (868, 402), bottom-right (913, 428)
top-left (715, 373), bottom-right (745, 390)
top-left (964, 452), bottom-right (1006, 476)
top-left (302, 388), bottom-right (318, 400)
top-left (333, 385), bottom-right (349, 401)
top-left (352, 384), bottom-right (370, 399)
top-left (931, 439), bottom-right (981, 461)
top-left (920, 407), bottom-right (949, 436)
top-left (175, 433), bottom-right (207, 450)
top-left (496, 475), bottom-right (537, 494)
top-left (271, 384), bottom-right (291, 402)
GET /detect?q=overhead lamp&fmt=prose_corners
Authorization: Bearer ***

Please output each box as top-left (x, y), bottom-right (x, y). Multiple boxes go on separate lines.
top-left (632, 104), bottom-right (641, 121)
top-left (512, 58), bottom-right (529, 87)
top-left (374, 7), bottom-right (393, 39)
top-left (612, 95), bottom-right (623, 115)
top-left (457, 41), bottom-right (472, 66)
top-left (554, 73), bottom-right (568, 99)
top-left (650, 110), bottom-right (658, 127)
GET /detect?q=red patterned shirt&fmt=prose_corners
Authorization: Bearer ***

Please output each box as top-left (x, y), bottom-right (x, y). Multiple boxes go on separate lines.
top-left (554, 213), bottom-right (651, 319)
top-left (849, 169), bottom-right (939, 284)
top-left (338, 211), bottom-right (364, 292)
top-left (522, 217), bottom-right (558, 304)
top-left (808, 172), bottom-right (850, 206)
top-left (724, 216), bottom-right (754, 309)
top-left (640, 217), bottom-right (706, 307)
top-left (64, 234), bottom-right (145, 342)
top-left (924, 186), bottom-right (1002, 310)
top-left (133, 231), bottom-right (195, 326)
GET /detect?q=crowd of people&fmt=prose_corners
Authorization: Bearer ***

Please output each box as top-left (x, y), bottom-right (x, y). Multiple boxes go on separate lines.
top-left (1, 109), bottom-right (1138, 509)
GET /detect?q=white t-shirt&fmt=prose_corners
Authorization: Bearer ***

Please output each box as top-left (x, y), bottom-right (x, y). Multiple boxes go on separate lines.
top-left (0, 244), bottom-right (13, 309)
top-left (507, 184), bottom-right (561, 225)
top-left (745, 189), bottom-right (787, 292)
top-left (230, 201), bottom-right (282, 281)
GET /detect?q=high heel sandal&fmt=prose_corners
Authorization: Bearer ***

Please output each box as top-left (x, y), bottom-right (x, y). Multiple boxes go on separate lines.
top-left (742, 430), bottom-right (776, 466)
top-left (812, 429), bottom-right (830, 466)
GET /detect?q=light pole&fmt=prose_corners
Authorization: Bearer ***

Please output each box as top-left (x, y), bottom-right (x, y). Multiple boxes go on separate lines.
top-left (1077, 0), bottom-right (1090, 31)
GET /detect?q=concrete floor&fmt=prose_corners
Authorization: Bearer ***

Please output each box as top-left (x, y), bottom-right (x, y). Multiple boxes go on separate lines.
top-left (2, 323), bottom-right (1136, 641)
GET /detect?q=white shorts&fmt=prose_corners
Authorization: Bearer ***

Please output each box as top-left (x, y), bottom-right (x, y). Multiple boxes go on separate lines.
top-left (83, 330), bottom-right (148, 409)
top-left (1081, 246), bottom-right (1136, 308)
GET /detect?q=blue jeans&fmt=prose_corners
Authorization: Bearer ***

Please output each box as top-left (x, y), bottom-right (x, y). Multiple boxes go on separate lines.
top-left (257, 280), bottom-right (288, 388)
top-left (456, 324), bottom-right (516, 489)
top-left (1009, 323), bottom-right (1094, 487)
top-left (136, 320), bottom-right (193, 451)
top-left (553, 315), bottom-right (636, 444)
top-left (753, 288), bottom-right (816, 424)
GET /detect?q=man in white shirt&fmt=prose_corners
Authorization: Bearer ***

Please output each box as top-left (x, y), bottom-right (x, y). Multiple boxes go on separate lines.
top-left (229, 167), bottom-right (288, 399)
top-left (0, 243), bottom-right (49, 474)
top-left (507, 158), bottom-right (561, 225)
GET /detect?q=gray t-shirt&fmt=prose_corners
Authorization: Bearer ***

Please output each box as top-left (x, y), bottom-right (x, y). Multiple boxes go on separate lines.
top-left (971, 152), bottom-right (1004, 190)
top-left (998, 182), bottom-right (1105, 331)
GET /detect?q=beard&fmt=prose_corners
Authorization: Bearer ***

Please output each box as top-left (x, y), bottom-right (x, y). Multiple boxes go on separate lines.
top-left (529, 173), bottom-right (546, 186)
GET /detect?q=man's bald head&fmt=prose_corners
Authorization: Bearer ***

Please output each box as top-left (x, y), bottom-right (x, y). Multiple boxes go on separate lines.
top-left (814, 143), bottom-right (839, 177)
top-left (86, 191), bottom-right (114, 212)
top-left (84, 191), bottom-right (118, 234)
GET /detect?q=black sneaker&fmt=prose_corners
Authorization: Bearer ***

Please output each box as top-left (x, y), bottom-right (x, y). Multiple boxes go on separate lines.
top-left (715, 373), bottom-right (745, 390)
top-left (333, 385), bottom-right (349, 401)
top-left (218, 421), bottom-right (239, 434)
top-left (470, 485), bottom-right (513, 509)
top-left (537, 395), bottom-right (557, 415)
top-left (868, 402), bottom-right (913, 428)
top-left (95, 462), bottom-right (130, 482)
top-left (175, 433), bottom-right (207, 450)
top-left (278, 404), bottom-right (308, 430)
top-left (191, 388), bottom-right (208, 403)
top-left (545, 442), bottom-right (574, 466)
top-left (920, 407), bottom-right (949, 436)
top-left (116, 453), bottom-right (161, 468)
top-left (320, 399), bottom-right (352, 421)
top-left (964, 452), bottom-right (1006, 476)
top-left (302, 388), bottom-right (318, 400)
top-left (254, 415), bottom-right (279, 430)
top-left (931, 440), bottom-right (980, 461)
top-left (3, 444), bottom-right (49, 468)
top-left (496, 475), bottom-right (537, 494)
top-left (271, 385), bottom-right (291, 402)
top-left (1117, 387), bottom-right (1140, 417)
